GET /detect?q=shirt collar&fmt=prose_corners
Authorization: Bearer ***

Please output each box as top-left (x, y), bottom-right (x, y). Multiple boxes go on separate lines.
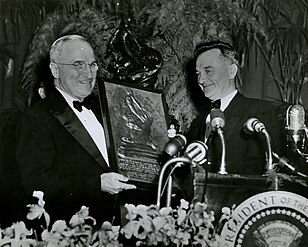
top-left (55, 86), bottom-right (79, 109)
top-left (220, 89), bottom-right (238, 111)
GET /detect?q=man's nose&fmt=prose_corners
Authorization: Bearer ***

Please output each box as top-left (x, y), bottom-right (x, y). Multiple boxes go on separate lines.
top-left (198, 72), bottom-right (207, 83)
top-left (82, 65), bottom-right (95, 78)
top-left (198, 77), bottom-right (207, 87)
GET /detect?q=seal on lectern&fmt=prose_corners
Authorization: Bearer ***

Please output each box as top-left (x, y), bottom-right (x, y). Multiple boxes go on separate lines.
top-left (220, 191), bottom-right (308, 246)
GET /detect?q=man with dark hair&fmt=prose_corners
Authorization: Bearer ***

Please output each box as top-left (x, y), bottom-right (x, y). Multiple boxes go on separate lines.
top-left (177, 40), bottom-right (283, 201)
top-left (16, 35), bottom-right (136, 224)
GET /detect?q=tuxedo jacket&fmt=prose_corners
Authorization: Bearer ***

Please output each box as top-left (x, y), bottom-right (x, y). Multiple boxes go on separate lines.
top-left (176, 93), bottom-right (283, 200)
top-left (16, 89), bottom-right (118, 224)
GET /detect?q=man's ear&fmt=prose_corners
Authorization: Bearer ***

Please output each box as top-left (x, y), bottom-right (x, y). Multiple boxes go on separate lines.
top-left (50, 63), bottom-right (59, 78)
top-left (229, 63), bottom-right (238, 80)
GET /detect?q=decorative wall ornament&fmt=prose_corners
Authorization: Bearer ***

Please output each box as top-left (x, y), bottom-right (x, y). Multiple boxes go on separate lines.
top-left (106, 22), bottom-right (163, 88)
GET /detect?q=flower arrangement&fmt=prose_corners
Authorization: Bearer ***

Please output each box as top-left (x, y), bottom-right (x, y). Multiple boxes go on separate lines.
top-left (0, 192), bottom-right (223, 247)
top-left (121, 199), bottom-right (219, 247)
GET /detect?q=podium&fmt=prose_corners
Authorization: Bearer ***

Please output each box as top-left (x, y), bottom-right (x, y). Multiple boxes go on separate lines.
top-left (194, 171), bottom-right (308, 221)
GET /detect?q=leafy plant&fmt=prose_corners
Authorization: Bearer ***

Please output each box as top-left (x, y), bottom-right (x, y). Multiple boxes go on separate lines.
top-left (0, 0), bottom-right (48, 42)
top-left (0, 0), bottom-right (53, 110)
top-left (237, 0), bottom-right (308, 104)
top-left (265, 0), bottom-right (308, 104)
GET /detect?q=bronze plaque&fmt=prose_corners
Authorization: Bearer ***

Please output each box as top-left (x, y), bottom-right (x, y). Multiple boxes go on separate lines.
top-left (98, 79), bottom-right (169, 186)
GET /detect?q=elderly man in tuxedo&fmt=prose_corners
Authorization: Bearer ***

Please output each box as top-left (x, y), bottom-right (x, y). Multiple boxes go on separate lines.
top-left (177, 40), bottom-right (283, 201)
top-left (16, 35), bottom-right (136, 224)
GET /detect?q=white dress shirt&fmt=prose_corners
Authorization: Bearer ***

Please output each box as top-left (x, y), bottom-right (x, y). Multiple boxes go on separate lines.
top-left (56, 87), bottom-right (109, 165)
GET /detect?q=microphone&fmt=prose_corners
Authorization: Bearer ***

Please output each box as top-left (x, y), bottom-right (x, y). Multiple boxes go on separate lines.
top-left (243, 118), bottom-right (273, 171)
top-left (184, 141), bottom-right (207, 165)
top-left (210, 108), bottom-right (227, 174)
top-left (163, 134), bottom-right (187, 207)
top-left (286, 105), bottom-right (307, 152)
top-left (164, 134), bottom-right (187, 156)
top-left (244, 118), bottom-right (266, 134)
top-left (157, 140), bottom-right (207, 208)
top-left (210, 108), bottom-right (225, 130)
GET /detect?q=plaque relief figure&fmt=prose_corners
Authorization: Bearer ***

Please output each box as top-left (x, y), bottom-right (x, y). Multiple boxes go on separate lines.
top-left (118, 89), bottom-right (158, 158)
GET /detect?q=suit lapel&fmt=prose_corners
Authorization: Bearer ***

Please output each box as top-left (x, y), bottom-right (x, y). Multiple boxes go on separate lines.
top-left (48, 90), bottom-right (110, 171)
top-left (223, 93), bottom-right (245, 141)
top-left (199, 110), bottom-right (211, 141)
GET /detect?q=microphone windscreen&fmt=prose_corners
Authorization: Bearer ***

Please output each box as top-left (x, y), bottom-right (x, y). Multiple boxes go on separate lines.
top-left (244, 117), bottom-right (258, 134)
top-left (164, 134), bottom-right (187, 156)
top-left (244, 117), bottom-right (266, 133)
top-left (288, 105), bottom-right (305, 131)
top-left (185, 141), bottom-right (207, 163)
top-left (210, 108), bottom-right (225, 129)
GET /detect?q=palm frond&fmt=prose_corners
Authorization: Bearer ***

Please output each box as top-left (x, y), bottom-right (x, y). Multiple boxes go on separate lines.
top-left (0, 0), bottom-right (48, 40)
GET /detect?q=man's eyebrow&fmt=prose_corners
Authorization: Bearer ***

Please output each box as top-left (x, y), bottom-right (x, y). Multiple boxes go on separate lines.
top-left (73, 60), bottom-right (98, 63)
top-left (197, 65), bottom-right (211, 70)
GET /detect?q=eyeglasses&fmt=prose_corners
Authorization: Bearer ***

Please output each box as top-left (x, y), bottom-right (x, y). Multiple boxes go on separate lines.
top-left (52, 61), bottom-right (99, 72)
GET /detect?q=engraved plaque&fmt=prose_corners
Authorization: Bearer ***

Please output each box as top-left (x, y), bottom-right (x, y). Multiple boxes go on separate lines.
top-left (98, 79), bottom-right (169, 185)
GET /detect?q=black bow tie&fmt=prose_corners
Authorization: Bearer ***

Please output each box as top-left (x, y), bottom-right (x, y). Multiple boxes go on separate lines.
top-left (211, 99), bottom-right (221, 109)
top-left (73, 98), bottom-right (92, 112)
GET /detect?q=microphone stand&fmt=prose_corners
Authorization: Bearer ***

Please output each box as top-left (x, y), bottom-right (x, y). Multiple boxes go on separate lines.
top-left (262, 130), bottom-right (273, 172)
top-left (272, 152), bottom-right (308, 178)
top-left (217, 128), bottom-right (227, 175)
top-left (166, 171), bottom-right (173, 207)
top-left (156, 157), bottom-right (193, 208)
top-left (210, 109), bottom-right (227, 175)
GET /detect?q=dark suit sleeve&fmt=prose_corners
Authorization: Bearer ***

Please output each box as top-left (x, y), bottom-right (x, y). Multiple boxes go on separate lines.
top-left (17, 111), bottom-right (100, 194)
top-left (16, 111), bottom-right (103, 212)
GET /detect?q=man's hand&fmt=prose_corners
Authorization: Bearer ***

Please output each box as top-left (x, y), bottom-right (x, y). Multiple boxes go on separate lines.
top-left (100, 172), bottom-right (137, 194)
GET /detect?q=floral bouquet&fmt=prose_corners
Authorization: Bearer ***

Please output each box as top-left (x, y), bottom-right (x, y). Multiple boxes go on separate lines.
top-left (121, 199), bottom-right (219, 246)
top-left (0, 192), bottom-right (222, 247)
top-left (0, 191), bottom-right (121, 247)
